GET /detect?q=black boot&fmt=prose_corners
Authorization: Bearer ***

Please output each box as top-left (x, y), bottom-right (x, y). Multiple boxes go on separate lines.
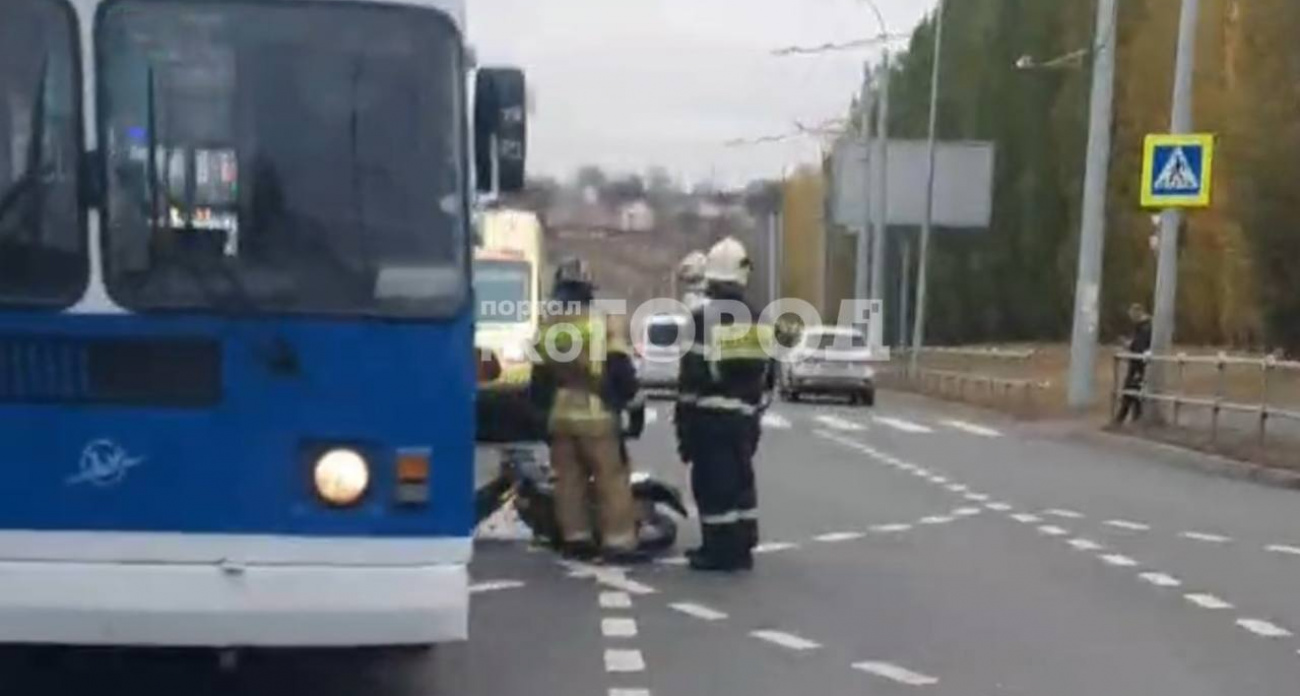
top-left (689, 524), bottom-right (746, 573)
top-left (740, 519), bottom-right (758, 551)
top-left (561, 540), bottom-right (599, 561)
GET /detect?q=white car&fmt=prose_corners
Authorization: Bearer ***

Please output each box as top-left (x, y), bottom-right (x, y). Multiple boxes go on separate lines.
top-left (780, 325), bottom-right (878, 406)
top-left (634, 313), bottom-right (690, 393)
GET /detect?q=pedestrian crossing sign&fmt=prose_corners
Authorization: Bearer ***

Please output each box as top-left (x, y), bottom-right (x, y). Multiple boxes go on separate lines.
top-left (1141, 133), bottom-right (1215, 208)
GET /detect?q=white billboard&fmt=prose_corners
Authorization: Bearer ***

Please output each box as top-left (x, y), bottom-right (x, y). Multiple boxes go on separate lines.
top-left (831, 138), bottom-right (995, 231)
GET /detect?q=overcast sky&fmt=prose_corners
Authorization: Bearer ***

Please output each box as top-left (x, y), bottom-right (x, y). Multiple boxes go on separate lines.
top-left (469, 0), bottom-right (938, 187)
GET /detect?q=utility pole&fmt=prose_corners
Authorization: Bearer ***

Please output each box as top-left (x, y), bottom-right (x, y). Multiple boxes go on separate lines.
top-left (767, 210), bottom-right (780, 305)
top-left (870, 49), bottom-right (892, 304)
top-left (854, 64), bottom-right (875, 303)
top-left (1147, 0), bottom-right (1200, 418)
top-left (1065, 0), bottom-right (1119, 411)
top-left (898, 234), bottom-right (912, 348)
top-left (908, 0), bottom-right (947, 373)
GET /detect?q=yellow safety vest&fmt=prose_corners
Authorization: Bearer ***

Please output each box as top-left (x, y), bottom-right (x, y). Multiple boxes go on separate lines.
top-left (537, 312), bottom-right (618, 436)
top-left (706, 322), bottom-right (775, 382)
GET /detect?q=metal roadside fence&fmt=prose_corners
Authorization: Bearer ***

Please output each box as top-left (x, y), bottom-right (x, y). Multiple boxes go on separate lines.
top-left (885, 347), bottom-right (1052, 417)
top-left (1113, 351), bottom-right (1300, 445)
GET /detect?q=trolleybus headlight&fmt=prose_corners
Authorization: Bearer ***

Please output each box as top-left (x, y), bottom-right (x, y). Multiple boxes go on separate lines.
top-left (313, 448), bottom-right (370, 506)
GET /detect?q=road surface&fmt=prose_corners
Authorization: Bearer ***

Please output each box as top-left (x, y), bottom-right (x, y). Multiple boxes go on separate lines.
top-left (10, 392), bottom-right (1300, 694)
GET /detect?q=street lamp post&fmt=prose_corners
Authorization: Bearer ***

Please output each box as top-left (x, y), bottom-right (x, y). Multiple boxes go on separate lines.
top-left (1147, 0), bottom-right (1201, 420)
top-left (1065, 0), bottom-right (1120, 411)
top-left (908, 0), bottom-right (947, 374)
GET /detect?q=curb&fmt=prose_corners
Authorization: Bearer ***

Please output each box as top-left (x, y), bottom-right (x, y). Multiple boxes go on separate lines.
top-left (1067, 428), bottom-right (1300, 491)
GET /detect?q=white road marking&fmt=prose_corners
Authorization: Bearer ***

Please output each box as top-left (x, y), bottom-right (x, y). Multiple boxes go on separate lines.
top-left (1266, 544), bottom-right (1300, 556)
top-left (1037, 525), bottom-right (1069, 537)
top-left (871, 523), bottom-right (913, 533)
top-left (919, 516), bottom-right (954, 525)
top-left (562, 562), bottom-right (658, 595)
top-left (469, 580), bottom-right (526, 594)
top-left (986, 502), bottom-right (1013, 511)
top-left (929, 476), bottom-right (950, 484)
top-left (604, 649), bottom-right (646, 673)
top-left (754, 542), bottom-right (799, 554)
top-left (1237, 619), bottom-right (1293, 638)
top-left (953, 507), bottom-right (982, 517)
top-left (1011, 514), bottom-right (1042, 524)
top-left (670, 602), bottom-right (729, 621)
top-left (1101, 554), bottom-right (1139, 567)
top-left (874, 416), bottom-right (935, 434)
top-left (941, 419), bottom-right (1001, 438)
top-left (600, 592), bottom-right (633, 609)
top-left (1180, 531), bottom-right (1231, 543)
top-left (602, 617), bottom-right (639, 638)
top-left (1044, 509), bottom-right (1084, 520)
top-left (946, 483), bottom-right (968, 492)
top-left (762, 412), bottom-right (792, 429)
top-left (1185, 593), bottom-right (1233, 610)
top-left (1068, 538), bottom-right (1104, 551)
top-left (750, 630), bottom-right (821, 651)
top-left (815, 531), bottom-right (867, 543)
top-left (1139, 572), bottom-right (1183, 588)
top-left (815, 415), bottom-right (866, 432)
top-left (644, 408), bottom-right (659, 424)
top-left (609, 690), bottom-right (652, 696)
top-left (1104, 519), bottom-right (1151, 531)
top-left (852, 661), bottom-right (940, 686)
top-left (655, 555), bottom-right (688, 567)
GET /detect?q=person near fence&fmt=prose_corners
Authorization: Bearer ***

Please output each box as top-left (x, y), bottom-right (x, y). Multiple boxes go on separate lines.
top-left (1115, 303), bottom-right (1153, 425)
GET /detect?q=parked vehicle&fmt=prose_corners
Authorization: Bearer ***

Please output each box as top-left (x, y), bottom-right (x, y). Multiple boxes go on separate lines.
top-left (634, 313), bottom-right (690, 394)
top-left (780, 325), bottom-right (878, 406)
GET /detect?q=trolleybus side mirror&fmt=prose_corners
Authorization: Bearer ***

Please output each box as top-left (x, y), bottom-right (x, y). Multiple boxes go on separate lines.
top-left (474, 67), bottom-right (527, 195)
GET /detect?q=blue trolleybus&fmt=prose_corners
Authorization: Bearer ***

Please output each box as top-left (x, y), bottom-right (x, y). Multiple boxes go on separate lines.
top-left (0, 0), bottom-right (525, 647)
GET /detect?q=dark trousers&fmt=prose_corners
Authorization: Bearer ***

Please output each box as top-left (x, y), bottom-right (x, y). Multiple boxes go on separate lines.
top-left (689, 411), bottom-right (758, 563)
top-left (1115, 365), bottom-right (1146, 424)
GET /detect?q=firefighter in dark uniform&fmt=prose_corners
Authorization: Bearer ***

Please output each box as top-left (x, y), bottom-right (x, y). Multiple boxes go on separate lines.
top-left (675, 237), bottom-right (775, 572)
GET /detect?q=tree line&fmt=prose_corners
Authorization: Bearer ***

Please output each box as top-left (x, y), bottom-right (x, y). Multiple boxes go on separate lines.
top-left (859, 0), bottom-right (1300, 352)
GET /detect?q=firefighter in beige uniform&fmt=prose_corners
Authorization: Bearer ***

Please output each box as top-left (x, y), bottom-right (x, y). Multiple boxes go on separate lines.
top-left (529, 258), bottom-right (643, 563)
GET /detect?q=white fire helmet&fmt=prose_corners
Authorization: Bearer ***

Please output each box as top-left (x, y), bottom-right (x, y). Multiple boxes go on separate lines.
top-left (704, 236), bottom-right (752, 286)
top-left (678, 251), bottom-right (707, 286)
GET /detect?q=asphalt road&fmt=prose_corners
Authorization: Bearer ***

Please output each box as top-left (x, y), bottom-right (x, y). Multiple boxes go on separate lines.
top-left (11, 392), bottom-right (1300, 694)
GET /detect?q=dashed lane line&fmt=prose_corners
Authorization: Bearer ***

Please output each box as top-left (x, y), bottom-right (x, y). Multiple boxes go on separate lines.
top-left (1010, 514), bottom-right (1042, 524)
top-left (874, 416), bottom-right (935, 434)
top-left (871, 523), bottom-right (913, 533)
top-left (1100, 554), bottom-right (1139, 567)
top-left (655, 556), bottom-right (689, 567)
top-left (601, 592), bottom-right (634, 609)
top-left (1139, 572), bottom-right (1183, 588)
top-left (750, 630), bottom-right (822, 651)
top-left (1044, 509), bottom-right (1084, 520)
top-left (1180, 531), bottom-right (1232, 544)
top-left (602, 618), bottom-right (640, 638)
top-left (1068, 538), bottom-right (1104, 551)
top-left (965, 493), bottom-right (991, 502)
top-left (669, 603), bottom-right (729, 621)
top-left (609, 690), bottom-right (652, 696)
top-left (985, 502), bottom-right (1013, 512)
top-left (946, 483), bottom-right (968, 492)
top-left (1185, 593), bottom-right (1234, 610)
top-left (919, 516), bottom-right (954, 525)
top-left (953, 507), bottom-right (982, 517)
top-left (604, 649), bottom-right (647, 673)
top-left (1104, 519), bottom-right (1151, 532)
top-left (762, 413), bottom-right (792, 429)
top-left (815, 415), bottom-right (867, 432)
top-left (1266, 544), bottom-right (1300, 556)
top-left (941, 419), bottom-right (1002, 438)
top-left (469, 580), bottom-right (526, 594)
top-left (1037, 525), bottom-right (1069, 537)
top-left (1236, 619), bottom-right (1293, 639)
top-left (928, 475), bottom-right (950, 484)
top-left (852, 661), bottom-right (940, 687)
top-left (815, 531), bottom-right (868, 543)
top-left (754, 542), bottom-right (799, 555)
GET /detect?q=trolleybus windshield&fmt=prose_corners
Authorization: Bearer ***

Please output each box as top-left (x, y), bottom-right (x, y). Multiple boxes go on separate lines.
top-left (98, 0), bottom-right (467, 317)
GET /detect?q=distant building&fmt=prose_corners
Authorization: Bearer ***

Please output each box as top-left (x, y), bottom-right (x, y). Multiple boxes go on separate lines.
top-left (618, 200), bottom-right (656, 233)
